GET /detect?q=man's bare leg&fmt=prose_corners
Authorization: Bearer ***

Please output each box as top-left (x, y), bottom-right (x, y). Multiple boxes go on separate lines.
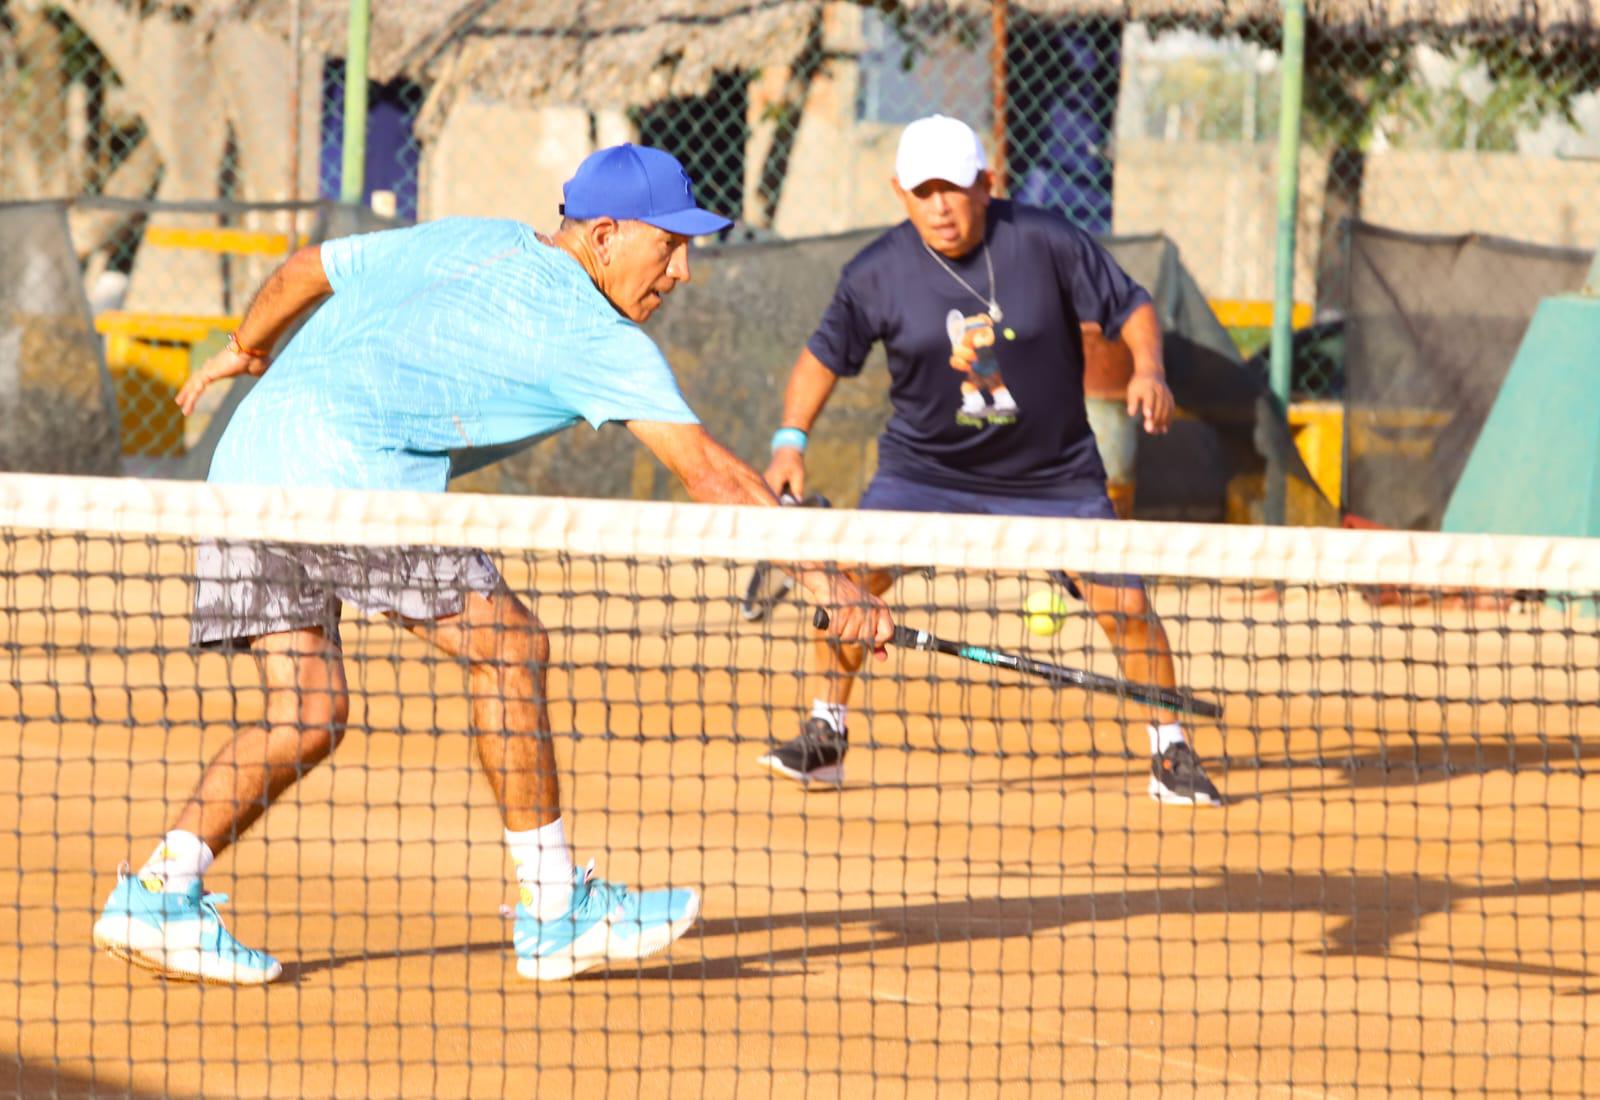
top-left (95, 626), bottom-right (345, 984)
top-left (167, 628), bottom-right (350, 856)
top-left (758, 569), bottom-right (895, 785)
top-left (1075, 575), bottom-right (1222, 806)
top-left (401, 587), bottom-right (558, 832)
top-left (406, 585), bottom-right (699, 980)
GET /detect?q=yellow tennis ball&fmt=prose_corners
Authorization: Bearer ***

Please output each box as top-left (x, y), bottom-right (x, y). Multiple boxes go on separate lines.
top-left (1024, 590), bottom-right (1069, 636)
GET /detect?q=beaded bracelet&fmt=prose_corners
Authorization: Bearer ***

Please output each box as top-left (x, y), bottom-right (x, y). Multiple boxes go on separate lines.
top-left (228, 332), bottom-right (271, 360)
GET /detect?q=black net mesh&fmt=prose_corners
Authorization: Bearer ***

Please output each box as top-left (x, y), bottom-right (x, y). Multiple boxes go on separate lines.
top-left (1, 477), bottom-right (1597, 1096)
top-left (4, 7), bottom-right (1600, 1090)
top-left (1343, 221), bottom-right (1590, 530)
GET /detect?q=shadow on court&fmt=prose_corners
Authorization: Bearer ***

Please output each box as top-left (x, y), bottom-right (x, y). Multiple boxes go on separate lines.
top-left (272, 871), bottom-right (1596, 989)
top-left (833, 727), bottom-right (1600, 801)
top-left (1, 1052), bottom-right (184, 1100)
top-left (628, 871), bottom-right (1596, 983)
top-left (1213, 727), bottom-right (1600, 798)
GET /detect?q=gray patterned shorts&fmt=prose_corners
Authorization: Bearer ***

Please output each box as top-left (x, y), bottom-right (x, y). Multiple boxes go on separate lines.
top-left (191, 540), bottom-right (503, 649)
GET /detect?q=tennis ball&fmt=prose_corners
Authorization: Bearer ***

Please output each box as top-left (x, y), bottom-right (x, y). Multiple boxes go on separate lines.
top-left (1024, 590), bottom-right (1069, 636)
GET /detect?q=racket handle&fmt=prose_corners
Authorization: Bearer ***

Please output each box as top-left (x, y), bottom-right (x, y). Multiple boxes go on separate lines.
top-left (812, 608), bottom-right (923, 649)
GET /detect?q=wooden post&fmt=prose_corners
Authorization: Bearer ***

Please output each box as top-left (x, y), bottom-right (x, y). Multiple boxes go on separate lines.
top-left (991, 0), bottom-right (1008, 194)
top-left (287, 0), bottom-right (302, 243)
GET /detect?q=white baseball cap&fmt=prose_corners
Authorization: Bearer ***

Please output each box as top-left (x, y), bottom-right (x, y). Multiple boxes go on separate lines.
top-left (895, 114), bottom-right (987, 190)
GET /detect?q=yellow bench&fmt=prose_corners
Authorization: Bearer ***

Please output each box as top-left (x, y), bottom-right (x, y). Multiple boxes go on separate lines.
top-left (95, 311), bottom-right (240, 456)
top-left (96, 224), bottom-right (305, 456)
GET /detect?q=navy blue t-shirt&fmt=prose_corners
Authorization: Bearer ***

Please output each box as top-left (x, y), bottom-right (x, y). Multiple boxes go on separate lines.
top-left (807, 200), bottom-right (1151, 498)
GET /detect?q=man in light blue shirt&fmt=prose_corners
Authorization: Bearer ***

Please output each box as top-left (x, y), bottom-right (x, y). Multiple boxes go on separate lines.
top-left (93, 144), bottom-right (893, 987)
top-left (205, 213), bottom-right (706, 492)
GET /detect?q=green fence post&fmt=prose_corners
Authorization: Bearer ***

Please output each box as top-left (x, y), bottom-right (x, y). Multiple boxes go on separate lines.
top-left (340, 0), bottom-right (371, 205)
top-left (1266, 0), bottom-right (1306, 525)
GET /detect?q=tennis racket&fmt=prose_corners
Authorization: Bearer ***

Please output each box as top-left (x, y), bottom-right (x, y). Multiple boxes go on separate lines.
top-left (812, 608), bottom-right (1222, 718)
top-left (738, 491), bottom-right (831, 621)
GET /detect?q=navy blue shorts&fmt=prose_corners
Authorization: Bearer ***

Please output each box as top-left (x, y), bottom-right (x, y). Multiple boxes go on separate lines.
top-left (858, 472), bottom-right (1143, 593)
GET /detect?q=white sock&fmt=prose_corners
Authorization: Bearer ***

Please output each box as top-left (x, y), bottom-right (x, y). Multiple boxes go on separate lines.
top-left (811, 699), bottom-right (847, 734)
top-left (506, 819), bottom-right (575, 921)
top-left (1148, 723), bottom-right (1187, 755)
top-left (138, 829), bottom-right (213, 893)
top-left (992, 387), bottom-right (1018, 412)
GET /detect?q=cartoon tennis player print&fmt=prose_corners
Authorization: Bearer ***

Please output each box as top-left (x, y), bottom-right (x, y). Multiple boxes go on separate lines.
top-left (947, 308), bottom-right (1018, 427)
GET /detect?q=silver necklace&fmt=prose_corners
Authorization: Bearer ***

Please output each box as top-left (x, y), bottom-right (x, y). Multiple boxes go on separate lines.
top-left (921, 239), bottom-right (1002, 324)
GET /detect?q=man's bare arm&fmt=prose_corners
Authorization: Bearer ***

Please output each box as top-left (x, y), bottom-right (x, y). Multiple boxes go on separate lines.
top-left (1119, 302), bottom-right (1164, 379)
top-left (1117, 302), bottom-right (1174, 435)
top-left (175, 245), bottom-right (333, 415)
top-left (627, 421), bottom-right (779, 507)
top-left (763, 348), bottom-right (839, 497)
top-left (626, 419), bottom-right (892, 650)
top-left (236, 245), bottom-right (333, 348)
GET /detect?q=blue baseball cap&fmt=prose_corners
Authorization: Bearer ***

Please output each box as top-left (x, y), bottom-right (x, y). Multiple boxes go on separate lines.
top-left (561, 144), bottom-right (732, 236)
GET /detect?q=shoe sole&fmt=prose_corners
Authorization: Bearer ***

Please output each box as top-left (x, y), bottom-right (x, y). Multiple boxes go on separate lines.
top-left (756, 753), bottom-right (844, 787)
top-left (518, 894), bottom-right (701, 982)
top-left (605, 892), bottom-right (701, 965)
top-left (93, 916), bottom-right (283, 986)
top-left (1146, 776), bottom-right (1223, 807)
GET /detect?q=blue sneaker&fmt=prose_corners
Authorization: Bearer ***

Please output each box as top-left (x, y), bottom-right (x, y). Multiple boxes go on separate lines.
top-left (92, 866), bottom-right (283, 985)
top-left (514, 861), bottom-right (699, 981)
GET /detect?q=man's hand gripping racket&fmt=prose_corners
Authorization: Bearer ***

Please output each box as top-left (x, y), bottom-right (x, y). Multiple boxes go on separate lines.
top-left (811, 608), bottom-right (1221, 717)
top-left (739, 491), bottom-right (832, 621)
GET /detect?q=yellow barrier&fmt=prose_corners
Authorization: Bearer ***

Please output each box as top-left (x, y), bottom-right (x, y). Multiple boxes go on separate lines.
top-left (1346, 407), bottom-right (1453, 459)
top-left (95, 311), bottom-right (241, 343)
top-left (1209, 299), bottom-right (1314, 331)
top-left (94, 312), bottom-right (240, 457)
top-left (1286, 400), bottom-right (1344, 507)
top-left (144, 226), bottom-right (307, 256)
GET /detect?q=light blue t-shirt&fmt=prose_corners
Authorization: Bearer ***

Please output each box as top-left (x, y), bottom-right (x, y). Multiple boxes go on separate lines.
top-left (207, 218), bottom-right (699, 492)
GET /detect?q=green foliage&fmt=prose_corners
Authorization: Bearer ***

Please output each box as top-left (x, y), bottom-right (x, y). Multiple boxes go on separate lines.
top-left (1303, 37), bottom-right (1414, 152)
top-left (47, 5), bottom-right (104, 86)
top-left (1140, 54), bottom-right (1276, 142)
top-left (1303, 33), bottom-right (1600, 154)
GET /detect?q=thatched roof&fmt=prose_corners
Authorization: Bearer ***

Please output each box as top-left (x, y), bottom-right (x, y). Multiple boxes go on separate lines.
top-left (135, 1), bottom-right (824, 108)
top-left (908, 0), bottom-right (1597, 38)
top-left (124, 0), bottom-right (1600, 102)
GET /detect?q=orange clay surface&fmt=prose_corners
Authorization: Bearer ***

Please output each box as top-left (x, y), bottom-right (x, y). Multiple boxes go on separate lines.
top-left (2, 534), bottom-right (1599, 1098)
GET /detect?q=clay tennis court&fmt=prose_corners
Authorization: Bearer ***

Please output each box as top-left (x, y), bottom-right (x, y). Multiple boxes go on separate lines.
top-left (3, 531), bottom-right (1598, 1097)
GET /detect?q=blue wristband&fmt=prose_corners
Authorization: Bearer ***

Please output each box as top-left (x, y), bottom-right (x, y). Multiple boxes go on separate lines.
top-left (771, 427), bottom-right (808, 454)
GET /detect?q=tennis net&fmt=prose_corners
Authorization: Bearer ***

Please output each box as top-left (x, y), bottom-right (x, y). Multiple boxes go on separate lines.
top-left (2, 472), bottom-right (1597, 1098)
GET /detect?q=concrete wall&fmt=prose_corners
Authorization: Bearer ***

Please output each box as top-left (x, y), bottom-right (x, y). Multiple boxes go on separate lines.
top-left (1360, 150), bottom-right (1600, 247)
top-left (408, 63), bottom-right (1600, 305)
top-left (420, 99), bottom-right (631, 228)
top-left (744, 4), bottom-right (906, 236)
top-left (1109, 140), bottom-right (1600, 303)
top-left (1110, 139), bottom-right (1323, 305)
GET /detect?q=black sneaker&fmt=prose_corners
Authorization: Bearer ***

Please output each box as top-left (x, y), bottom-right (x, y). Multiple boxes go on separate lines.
top-left (1148, 742), bottom-right (1223, 806)
top-left (757, 718), bottom-right (847, 786)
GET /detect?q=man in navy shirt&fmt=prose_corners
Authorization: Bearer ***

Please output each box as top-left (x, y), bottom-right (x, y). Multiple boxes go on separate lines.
top-left (757, 114), bottom-right (1222, 806)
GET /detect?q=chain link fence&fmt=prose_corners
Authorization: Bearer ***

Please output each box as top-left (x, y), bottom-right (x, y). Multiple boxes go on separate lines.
top-left (3, 1), bottom-right (1598, 511)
